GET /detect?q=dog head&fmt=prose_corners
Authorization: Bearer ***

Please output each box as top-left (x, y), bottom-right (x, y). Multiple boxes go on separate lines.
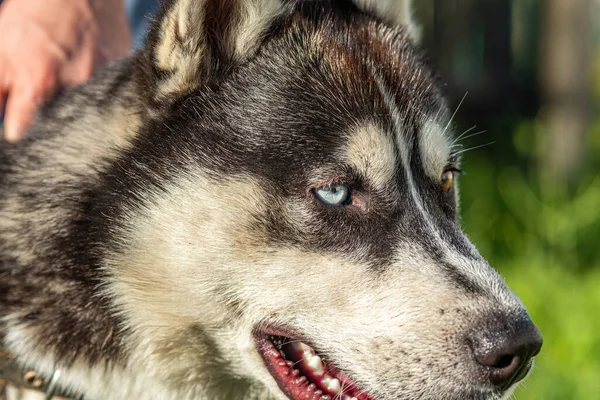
top-left (107, 1), bottom-right (543, 399)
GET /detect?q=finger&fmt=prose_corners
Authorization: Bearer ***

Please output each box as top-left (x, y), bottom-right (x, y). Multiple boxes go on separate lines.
top-left (4, 87), bottom-right (47, 143)
top-left (59, 33), bottom-right (95, 88)
top-left (4, 92), bottom-right (38, 143)
top-left (5, 63), bottom-right (58, 142)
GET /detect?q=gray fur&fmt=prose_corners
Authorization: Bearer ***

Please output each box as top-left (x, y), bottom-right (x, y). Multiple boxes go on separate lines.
top-left (0, 1), bottom-right (540, 400)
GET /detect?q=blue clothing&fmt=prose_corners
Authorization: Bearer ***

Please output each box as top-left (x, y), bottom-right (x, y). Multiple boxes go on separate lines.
top-left (126, 0), bottom-right (161, 48)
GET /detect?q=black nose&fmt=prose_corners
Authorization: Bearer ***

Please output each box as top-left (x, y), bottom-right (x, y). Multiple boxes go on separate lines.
top-left (469, 314), bottom-right (543, 389)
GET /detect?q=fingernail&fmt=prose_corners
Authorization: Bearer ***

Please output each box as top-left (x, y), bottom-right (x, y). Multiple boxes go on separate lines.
top-left (5, 122), bottom-right (22, 143)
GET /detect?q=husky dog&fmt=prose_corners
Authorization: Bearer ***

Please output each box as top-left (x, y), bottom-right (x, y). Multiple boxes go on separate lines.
top-left (0, 1), bottom-right (542, 399)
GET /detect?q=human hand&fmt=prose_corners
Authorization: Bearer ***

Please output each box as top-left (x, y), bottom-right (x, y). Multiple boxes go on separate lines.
top-left (0, 0), bottom-right (131, 142)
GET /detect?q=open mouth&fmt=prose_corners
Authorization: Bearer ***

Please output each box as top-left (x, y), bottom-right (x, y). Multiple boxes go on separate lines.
top-left (256, 329), bottom-right (374, 400)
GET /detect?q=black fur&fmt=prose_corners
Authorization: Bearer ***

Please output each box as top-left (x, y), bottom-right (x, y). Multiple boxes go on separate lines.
top-left (0, 2), bottom-right (516, 399)
top-left (0, 3), bottom-right (473, 361)
top-left (0, 61), bottom-right (138, 367)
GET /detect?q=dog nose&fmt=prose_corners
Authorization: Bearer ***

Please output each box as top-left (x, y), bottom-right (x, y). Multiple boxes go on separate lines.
top-left (470, 314), bottom-right (543, 389)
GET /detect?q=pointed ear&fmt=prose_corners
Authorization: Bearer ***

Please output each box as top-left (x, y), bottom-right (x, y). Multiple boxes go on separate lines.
top-left (135, 0), bottom-right (284, 112)
top-left (352, 0), bottom-right (420, 42)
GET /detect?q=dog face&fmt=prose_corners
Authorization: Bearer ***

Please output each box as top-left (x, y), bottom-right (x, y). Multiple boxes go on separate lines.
top-left (101, 1), bottom-right (542, 399)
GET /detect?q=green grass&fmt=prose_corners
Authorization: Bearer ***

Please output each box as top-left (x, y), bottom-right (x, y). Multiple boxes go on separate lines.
top-left (501, 264), bottom-right (600, 399)
top-left (457, 117), bottom-right (600, 400)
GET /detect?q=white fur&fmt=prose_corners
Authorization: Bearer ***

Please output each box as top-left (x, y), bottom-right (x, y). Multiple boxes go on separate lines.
top-left (154, 0), bottom-right (283, 99)
top-left (345, 123), bottom-right (398, 190)
top-left (1, 2), bottom-right (535, 399)
top-left (87, 163), bottom-right (523, 399)
top-left (419, 119), bottom-right (453, 179)
top-left (353, 0), bottom-right (421, 41)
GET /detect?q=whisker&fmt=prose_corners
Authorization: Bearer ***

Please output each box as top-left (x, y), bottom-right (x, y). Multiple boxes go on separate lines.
top-left (287, 358), bottom-right (304, 371)
top-left (452, 141), bottom-right (496, 156)
top-left (338, 376), bottom-right (353, 399)
top-left (456, 129), bottom-right (488, 143)
top-left (452, 124), bottom-right (477, 145)
top-left (443, 91), bottom-right (468, 136)
top-left (278, 338), bottom-right (303, 347)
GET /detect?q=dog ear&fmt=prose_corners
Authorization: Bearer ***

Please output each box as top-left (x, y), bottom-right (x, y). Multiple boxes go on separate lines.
top-left (352, 0), bottom-right (420, 42)
top-left (135, 0), bottom-right (284, 112)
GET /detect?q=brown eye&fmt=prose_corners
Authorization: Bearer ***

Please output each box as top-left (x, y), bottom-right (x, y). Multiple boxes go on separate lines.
top-left (441, 170), bottom-right (454, 192)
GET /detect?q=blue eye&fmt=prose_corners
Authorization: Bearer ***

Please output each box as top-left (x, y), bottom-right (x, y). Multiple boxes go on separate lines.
top-left (314, 184), bottom-right (350, 206)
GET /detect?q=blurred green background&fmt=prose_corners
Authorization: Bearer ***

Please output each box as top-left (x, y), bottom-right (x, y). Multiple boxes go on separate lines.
top-left (416, 1), bottom-right (600, 399)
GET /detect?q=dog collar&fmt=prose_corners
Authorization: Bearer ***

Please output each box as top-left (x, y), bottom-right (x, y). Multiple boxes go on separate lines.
top-left (0, 344), bottom-right (69, 399)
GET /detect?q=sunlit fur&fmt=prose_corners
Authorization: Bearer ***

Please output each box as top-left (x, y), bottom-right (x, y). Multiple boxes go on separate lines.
top-left (1, 1), bottom-right (536, 400)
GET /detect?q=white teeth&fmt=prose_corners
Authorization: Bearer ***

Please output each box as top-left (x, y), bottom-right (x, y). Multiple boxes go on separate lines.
top-left (307, 355), bottom-right (325, 376)
top-left (302, 347), bottom-right (316, 359)
top-left (327, 378), bottom-right (341, 393)
top-left (291, 342), bottom-right (315, 355)
top-left (284, 341), bottom-right (346, 395)
top-left (290, 341), bottom-right (317, 364)
top-left (301, 342), bottom-right (315, 354)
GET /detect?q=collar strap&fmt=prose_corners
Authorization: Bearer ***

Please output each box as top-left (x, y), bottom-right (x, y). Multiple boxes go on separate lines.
top-left (0, 345), bottom-right (72, 399)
